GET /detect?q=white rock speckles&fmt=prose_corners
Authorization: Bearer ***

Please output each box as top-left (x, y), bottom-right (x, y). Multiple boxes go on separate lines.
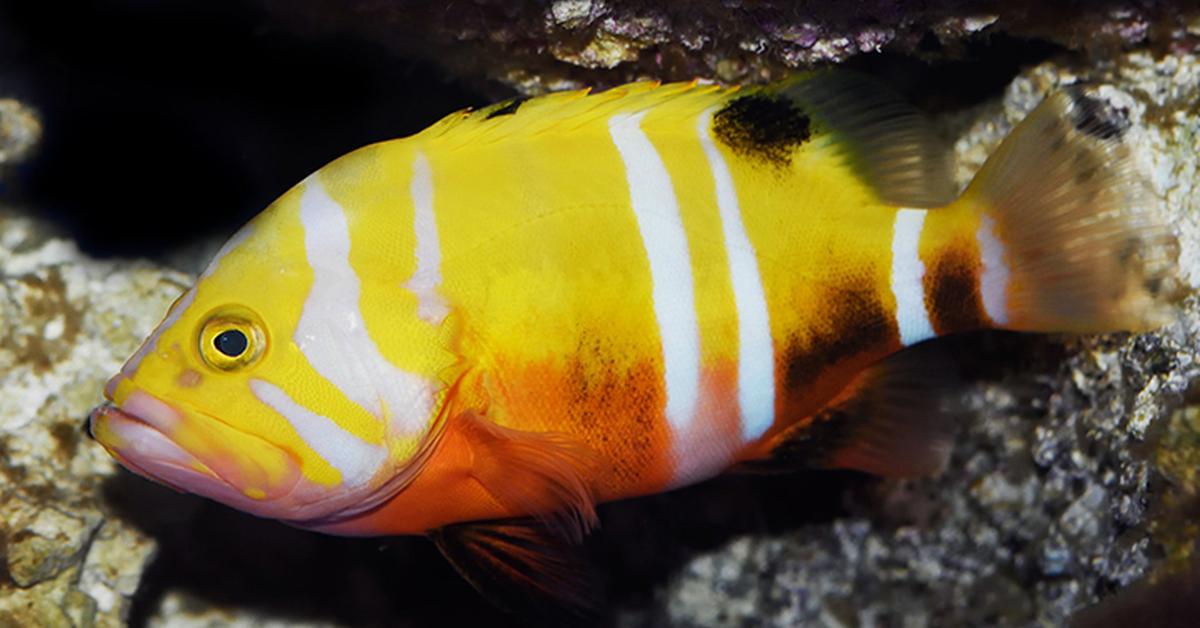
top-left (148, 592), bottom-right (342, 628)
top-left (0, 209), bottom-right (188, 626)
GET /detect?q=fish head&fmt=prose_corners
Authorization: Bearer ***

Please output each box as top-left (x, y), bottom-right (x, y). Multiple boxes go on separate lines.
top-left (90, 173), bottom-right (448, 527)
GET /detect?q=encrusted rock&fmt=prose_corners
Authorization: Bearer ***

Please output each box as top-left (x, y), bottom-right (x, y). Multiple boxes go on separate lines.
top-left (0, 99), bottom-right (41, 166)
top-left (0, 204), bottom-right (187, 626)
top-left (260, 1), bottom-right (1200, 95)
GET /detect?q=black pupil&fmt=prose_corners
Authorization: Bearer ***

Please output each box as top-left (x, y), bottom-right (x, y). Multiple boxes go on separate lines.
top-left (214, 330), bottom-right (248, 357)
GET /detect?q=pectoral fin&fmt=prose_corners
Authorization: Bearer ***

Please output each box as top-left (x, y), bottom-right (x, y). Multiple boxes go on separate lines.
top-left (430, 517), bottom-right (602, 621)
top-left (451, 410), bottom-right (600, 542)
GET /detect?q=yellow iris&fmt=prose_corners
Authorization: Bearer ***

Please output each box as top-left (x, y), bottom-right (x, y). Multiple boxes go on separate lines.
top-left (198, 307), bottom-right (268, 372)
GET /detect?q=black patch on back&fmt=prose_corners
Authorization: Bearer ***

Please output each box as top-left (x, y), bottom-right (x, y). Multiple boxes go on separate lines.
top-left (713, 95), bottom-right (811, 167)
top-left (925, 246), bottom-right (988, 334)
top-left (485, 97), bottom-right (528, 120)
top-left (783, 277), bottom-right (894, 393)
top-left (1067, 90), bottom-right (1129, 141)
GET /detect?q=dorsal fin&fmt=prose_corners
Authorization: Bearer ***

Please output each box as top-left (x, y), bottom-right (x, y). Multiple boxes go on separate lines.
top-left (416, 80), bottom-right (732, 149)
top-left (776, 71), bottom-right (958, 207)
top-left (413, 71), bottom-right (956, 208)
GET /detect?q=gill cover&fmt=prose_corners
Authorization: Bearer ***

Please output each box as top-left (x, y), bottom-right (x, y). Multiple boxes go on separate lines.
top-left (92, 163), bottom-right (454, 526)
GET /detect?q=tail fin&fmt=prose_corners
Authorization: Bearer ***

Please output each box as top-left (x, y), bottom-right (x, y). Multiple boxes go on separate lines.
top-left (964, 86), bottom-right (1183, 333)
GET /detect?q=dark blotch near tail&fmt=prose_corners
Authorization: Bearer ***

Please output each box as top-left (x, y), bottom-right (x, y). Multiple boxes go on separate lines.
top-left (1066, 88), bottom-right (1129, 141)
top-left (713, 95), bottom-right (811, 167)
top-left (485, 97), bottom-right (528, 120)
top-left (783, 280), bottom-right (894, 393)
top-left (925, 246), bottom-right (988, 334)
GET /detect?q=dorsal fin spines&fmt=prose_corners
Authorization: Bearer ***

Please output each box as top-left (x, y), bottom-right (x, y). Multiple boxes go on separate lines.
top-left (414, 80), bottom-right (736, 149)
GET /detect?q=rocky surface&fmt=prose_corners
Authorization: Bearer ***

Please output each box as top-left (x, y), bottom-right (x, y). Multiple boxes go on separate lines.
top-left (262, 0), bottom-right (1200, 95)
top-left (2, 3), bottom-right (1200, 627)
top-left (0, 206), bottom-right (187, 625)
top-left (0, 90), bottom-right (174, 628)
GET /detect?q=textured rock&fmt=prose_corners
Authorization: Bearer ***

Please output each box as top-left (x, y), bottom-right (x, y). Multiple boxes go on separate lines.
top-left (0, 99), bottom-right (40, 167)
top-left (261, 0), bottom-right (1200, 95)
top-left (0, 203), bottom-right (185, 625)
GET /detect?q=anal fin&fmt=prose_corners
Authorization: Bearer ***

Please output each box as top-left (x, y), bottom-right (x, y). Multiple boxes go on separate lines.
top-left (744, 343), bottom-right (960, 477)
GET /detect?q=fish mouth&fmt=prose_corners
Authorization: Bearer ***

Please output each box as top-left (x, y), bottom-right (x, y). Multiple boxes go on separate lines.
top-left (89, 400), bottom-right (222, 495)
top-left (88, 380), bottom-right (306, 514)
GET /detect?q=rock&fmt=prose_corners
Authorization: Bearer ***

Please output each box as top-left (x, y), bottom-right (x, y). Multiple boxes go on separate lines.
top-left (0, 99), bottom-right (41, 167)
top-left (0, 202), bottom-right (188, 625)
top-left (5, 505), bottom-right (100, 587)
top-left (260, 1), bottom-right (1200, 95)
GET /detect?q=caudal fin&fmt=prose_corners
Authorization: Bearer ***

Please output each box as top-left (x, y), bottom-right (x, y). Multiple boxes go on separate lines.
top-left (965, 86), bottom-right (1182, 333)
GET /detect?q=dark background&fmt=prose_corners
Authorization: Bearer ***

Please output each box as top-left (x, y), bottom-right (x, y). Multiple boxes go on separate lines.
top-left (0, 0), bottom-right (482, 261)
top-left (0, 1), bottom-right (1058, 625)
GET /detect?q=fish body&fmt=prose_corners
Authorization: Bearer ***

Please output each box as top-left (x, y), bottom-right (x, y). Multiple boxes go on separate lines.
top-left (90, 73), bottom-right (1178, 604)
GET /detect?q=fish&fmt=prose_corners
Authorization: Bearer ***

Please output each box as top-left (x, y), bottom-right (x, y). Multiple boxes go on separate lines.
top-left (87, 72), bottom-right (1180, 613)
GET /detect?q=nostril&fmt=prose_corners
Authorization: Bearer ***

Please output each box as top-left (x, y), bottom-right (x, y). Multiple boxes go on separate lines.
top-left (83, 411), bottom-right (97, 441)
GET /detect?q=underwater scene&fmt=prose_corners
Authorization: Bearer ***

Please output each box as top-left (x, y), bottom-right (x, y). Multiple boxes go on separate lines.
top-left (2, 1), bottom-right (1200, 626)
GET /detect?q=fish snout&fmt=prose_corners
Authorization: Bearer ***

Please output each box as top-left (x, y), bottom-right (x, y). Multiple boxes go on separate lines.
top-left (89, 387), bottom-right (304, 508)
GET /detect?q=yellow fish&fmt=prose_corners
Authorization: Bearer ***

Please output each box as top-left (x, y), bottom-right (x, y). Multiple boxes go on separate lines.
top-left (88, 72), bottom-right (1178, 610)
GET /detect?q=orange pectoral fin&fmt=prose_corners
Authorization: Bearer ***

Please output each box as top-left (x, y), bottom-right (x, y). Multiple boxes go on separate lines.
top-left (453, 410), bottom-right (601, 541)
top-left (431, 411), bottom-right (605, 618)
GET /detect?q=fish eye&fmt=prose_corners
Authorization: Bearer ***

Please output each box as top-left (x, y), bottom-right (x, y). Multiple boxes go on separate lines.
top-left (198, 307), bottom-right (267, 372)
top-left (214, 329), bottom-right (248, 357)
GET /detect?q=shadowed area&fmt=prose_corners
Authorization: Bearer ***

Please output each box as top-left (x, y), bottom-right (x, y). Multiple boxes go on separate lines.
top-left (0, 0), bottom-right (484, 261)
top-left (102, 461), bottom-right (864, 626)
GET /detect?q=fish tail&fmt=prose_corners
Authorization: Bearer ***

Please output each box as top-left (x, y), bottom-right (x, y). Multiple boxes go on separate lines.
top-left (959, 87), bottom-right (1182, 333)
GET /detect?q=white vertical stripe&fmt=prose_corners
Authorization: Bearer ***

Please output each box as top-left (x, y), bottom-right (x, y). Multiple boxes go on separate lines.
top-left (250, 379), bottom-right (387, 488)
top-left (295, 176), bottom-right (435, 436)
top-left (697, 109), bottom-right (775, 443)
top-left (977, 214), bottom-right (1009, 325)
top-left (404, 151), bottom-right (449, 324)
top-left (608, 111), bottom-right (701, 433)
top-left (890, 208), bottom-right (936, 346)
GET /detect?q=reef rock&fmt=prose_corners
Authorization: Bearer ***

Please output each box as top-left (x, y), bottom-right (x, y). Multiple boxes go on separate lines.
top-left (262, 0), bottom-right (1200, 94)
top-left (0, 104), bottom-right (186, 628)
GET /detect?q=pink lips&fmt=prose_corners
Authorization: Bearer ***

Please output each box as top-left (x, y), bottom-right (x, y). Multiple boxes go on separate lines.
top-left (89, 381), bottom-right (386, 525)
top-left (89, 400), bottom-right (220, 495)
